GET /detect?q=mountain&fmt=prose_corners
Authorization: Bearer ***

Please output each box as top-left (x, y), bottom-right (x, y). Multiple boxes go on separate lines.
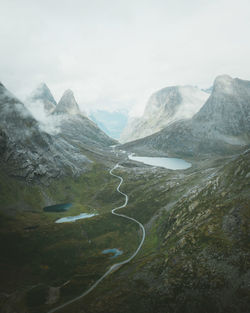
top-left (90, 110), bottom-right (128, 139)
top-left (120, 85), bottom-right (209, 143)
top-left (122, 75), bottom-right (250, 156)
top-left (53, 89), bottom-right (82, 115)
top-left (1, 77), bottom-right (249, 313)
top-left (0, 82), bottom-right (90, 183)
top-left (57, 114), bottom-right (117, 151)
top-left (50, 90), bottom-right (117, 149)
top-left (27, 85), bottom-right (117, 149)
top-left (28, 82), bottom-right (57, 114)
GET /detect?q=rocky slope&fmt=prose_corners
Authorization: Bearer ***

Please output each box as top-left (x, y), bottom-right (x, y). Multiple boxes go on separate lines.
top-left (120, 85), bottom-right (208, 143)
top-left (0, 82), bottom-right (91, 183)
top-left (122, 75), bottom-right (250, 156)
top-left (50, 89), bottom-right (117, 150)
top-left (56, 114), bottom-right (117, 152)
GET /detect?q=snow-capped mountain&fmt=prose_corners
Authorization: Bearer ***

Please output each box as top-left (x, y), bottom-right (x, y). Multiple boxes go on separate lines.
top-left (120, 85), bottom-right (209, 143)
top-left (122, 75), bottom-right (250, 156)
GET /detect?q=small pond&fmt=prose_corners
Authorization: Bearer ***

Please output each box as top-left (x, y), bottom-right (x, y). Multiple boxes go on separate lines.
top-left (55, 213), bottom-right (98, 223)
top-left (43, 203), bottom-right (72, 212)
top-left (128, 154), bottom-right (191, 170)
top-left (102, 248), bottom-right (123, 258)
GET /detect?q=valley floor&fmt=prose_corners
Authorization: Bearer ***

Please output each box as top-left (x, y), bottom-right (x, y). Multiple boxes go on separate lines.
top-left (0, 149), bottom-right (249, 313)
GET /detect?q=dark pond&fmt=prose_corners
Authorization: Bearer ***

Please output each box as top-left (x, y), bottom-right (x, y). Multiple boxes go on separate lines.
top-left (43, 203), bottom-right (72, 212)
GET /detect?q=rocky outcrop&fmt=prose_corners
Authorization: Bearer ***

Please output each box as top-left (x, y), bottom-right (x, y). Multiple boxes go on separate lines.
top-left (120, 85), bottom-right (209, 143)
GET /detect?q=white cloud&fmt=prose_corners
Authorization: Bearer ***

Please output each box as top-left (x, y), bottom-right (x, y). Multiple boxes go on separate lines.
top-left (0, 0), bottom-right (250, 116)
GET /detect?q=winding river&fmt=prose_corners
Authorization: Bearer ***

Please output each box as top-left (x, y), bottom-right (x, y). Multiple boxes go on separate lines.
top-left (47, 163), bottom-right (145, 313)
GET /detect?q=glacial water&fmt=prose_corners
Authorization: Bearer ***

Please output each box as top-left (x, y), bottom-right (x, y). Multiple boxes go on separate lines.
top-left (55, 213), bottom-right (98, 223)
top-left (128, 154), bottom-right (191, 170)
top-left (102, 248), bottom-right (123, 258)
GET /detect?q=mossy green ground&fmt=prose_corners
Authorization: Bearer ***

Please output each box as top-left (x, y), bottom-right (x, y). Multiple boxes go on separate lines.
top-left (0, 163), bottom-right (140, 313)
top-left (1, 152), bottom-right (249, 313)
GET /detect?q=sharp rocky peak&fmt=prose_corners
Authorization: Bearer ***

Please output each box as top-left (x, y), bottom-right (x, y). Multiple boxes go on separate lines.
top-left (62, 89), bottom-right (74, 97)
top-left (29, 82), bottom-right (57, 114)
top-left (53, 89), bottom-right (81, 115)
top-left (32, 83), bottom-right (57, 104)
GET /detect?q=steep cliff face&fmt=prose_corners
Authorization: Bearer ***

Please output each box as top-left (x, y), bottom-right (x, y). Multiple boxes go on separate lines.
top-left (0, 82), bottom-right (90, 183)
top-left (122, 75), bottom-right (250, 156)
top-left (120, 86), bottom-right (208, 143)
top-left (193, 75), bottom-right (250, 140)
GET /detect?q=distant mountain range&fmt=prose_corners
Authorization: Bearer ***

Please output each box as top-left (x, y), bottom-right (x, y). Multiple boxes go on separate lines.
top-left (90, 110), bottom-right (128, 140)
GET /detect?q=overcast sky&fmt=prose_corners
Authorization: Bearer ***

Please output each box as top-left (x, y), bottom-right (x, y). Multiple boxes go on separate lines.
top-left (1, 0), bottom-right (250, 116)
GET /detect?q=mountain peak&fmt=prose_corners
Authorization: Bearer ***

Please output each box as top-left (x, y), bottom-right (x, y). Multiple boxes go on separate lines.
top-left (213, 75), bottom-right (234, 93)
top-left (53, 89), bottom-right (80, 115)
top-left (32, 83), bottom-right (57, 103)
top-left (215, 74), bottom-right (232, 82)
top-left (62, 89), bottom-right (74, 96)
top-left (29, 82), bottom-right (57, 113)
top-left (37, 82), bottom-right (49, 89)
